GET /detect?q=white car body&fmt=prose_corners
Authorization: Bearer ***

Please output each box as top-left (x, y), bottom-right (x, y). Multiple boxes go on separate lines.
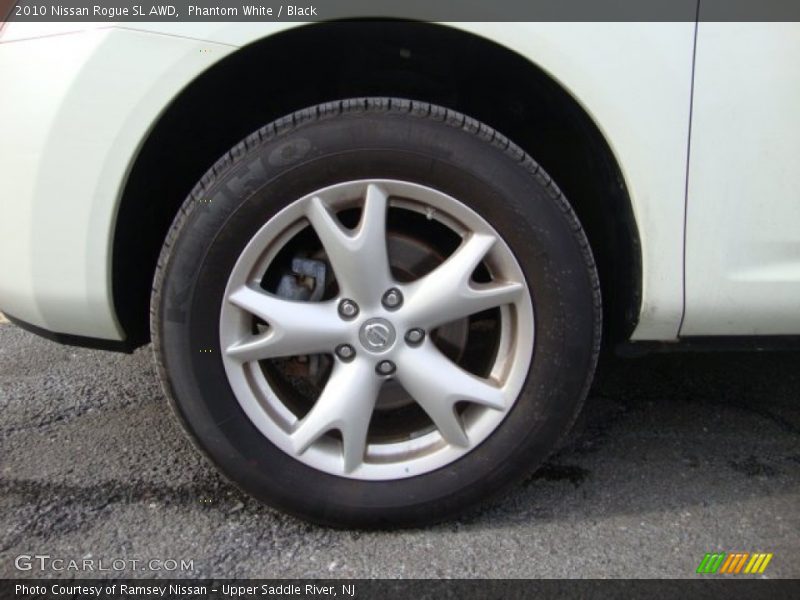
top-left (1, 21), bottom-right (798, 344)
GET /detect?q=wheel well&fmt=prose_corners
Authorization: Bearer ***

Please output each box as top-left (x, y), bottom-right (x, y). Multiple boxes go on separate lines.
top-left (114, 21), bottom-right (641, 348)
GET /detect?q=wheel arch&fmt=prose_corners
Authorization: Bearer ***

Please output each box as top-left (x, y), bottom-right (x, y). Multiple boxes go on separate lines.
top-left (113, 21), bottom-right (641, 348)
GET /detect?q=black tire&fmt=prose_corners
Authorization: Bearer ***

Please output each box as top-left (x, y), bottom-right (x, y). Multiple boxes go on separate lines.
top-left (151, 98), bottom-right (601, 528)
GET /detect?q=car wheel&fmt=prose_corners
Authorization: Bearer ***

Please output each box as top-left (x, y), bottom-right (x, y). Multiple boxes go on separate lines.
top-left (151, 98), bottom-right (601, 527)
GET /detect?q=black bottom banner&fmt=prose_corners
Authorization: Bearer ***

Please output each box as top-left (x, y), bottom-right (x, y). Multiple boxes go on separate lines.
top-left (2, 579), bottom-right (799, 600)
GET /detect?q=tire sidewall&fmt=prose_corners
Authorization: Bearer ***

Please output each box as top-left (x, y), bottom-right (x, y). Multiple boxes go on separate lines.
top-left (155, 105), bottom-right (599, 526)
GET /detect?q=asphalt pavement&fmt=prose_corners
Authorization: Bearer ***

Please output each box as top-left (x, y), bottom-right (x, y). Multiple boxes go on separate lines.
top-left (1, 320), bottom-right (798, 578)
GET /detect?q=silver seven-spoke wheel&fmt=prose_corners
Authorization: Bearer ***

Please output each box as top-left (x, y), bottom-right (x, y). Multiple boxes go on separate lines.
top-left (219, 180), bottom-right (534, 479)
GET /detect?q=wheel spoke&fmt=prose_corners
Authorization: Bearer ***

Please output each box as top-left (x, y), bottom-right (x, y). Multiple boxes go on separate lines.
top-left (402, 233), bottom-right (524, 329)
top-left (305, 183), bottom-right (392, 302)
top-left (290, 360), bottom-right (382, 472)
top-left (225, 285), bottom-right (345, 361)
top-left (396, 343), bottom-right (506, 447)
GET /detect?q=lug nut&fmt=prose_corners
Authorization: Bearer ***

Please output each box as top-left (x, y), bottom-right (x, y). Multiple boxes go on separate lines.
top-left (405, 328), bottom-right (425, 346)
top-left (338, 299), bottom-right (359, 320)
top-left (375, 360), bottom-right (396, 376)
top-left (335, 344), bottom-right (356, 361)
top-left (381, 288), bottom-right (403, 310)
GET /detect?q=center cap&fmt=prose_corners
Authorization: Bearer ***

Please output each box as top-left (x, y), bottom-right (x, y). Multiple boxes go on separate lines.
top-left (359, 318), bottom-right (397, 353)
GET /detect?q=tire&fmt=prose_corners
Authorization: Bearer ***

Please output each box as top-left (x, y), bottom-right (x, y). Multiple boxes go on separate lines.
top-left (151, 98), bottom-right (601, 528)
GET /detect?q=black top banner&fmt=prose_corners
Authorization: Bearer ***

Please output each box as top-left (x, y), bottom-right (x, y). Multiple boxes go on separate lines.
top-left (4, 0), bottom-right (800, 22)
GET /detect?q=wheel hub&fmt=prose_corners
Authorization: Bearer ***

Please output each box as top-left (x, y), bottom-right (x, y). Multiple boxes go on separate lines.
top-left (359, 318), bottom-right (396, 353)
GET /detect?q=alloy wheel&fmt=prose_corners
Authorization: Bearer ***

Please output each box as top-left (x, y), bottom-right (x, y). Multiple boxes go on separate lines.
top-left (219, 179), bottom-right (535, 480)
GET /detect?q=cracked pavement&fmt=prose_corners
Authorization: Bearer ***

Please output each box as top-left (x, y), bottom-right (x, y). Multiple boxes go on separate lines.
top-left (1, 321), bottom-right (798, 578)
